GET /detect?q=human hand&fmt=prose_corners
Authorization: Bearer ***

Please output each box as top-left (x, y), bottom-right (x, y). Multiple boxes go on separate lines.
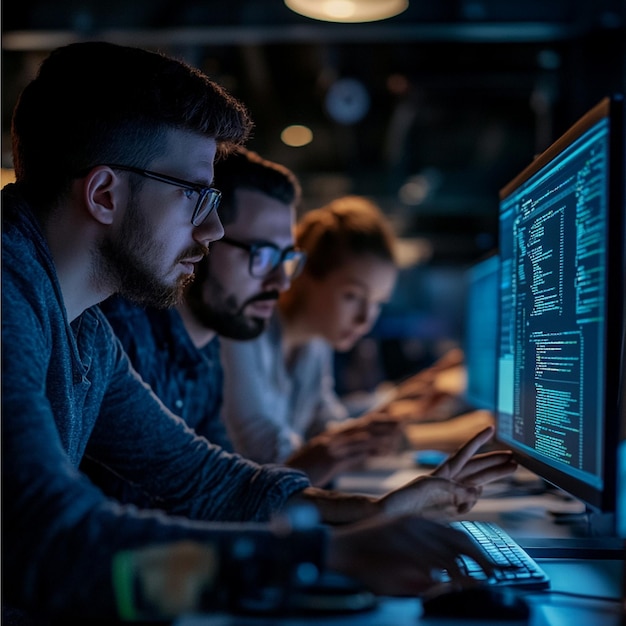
top-left (376, 351), bottom-right (466, 424)
top-left (376, 426), bottom-right (516, 520)
top-left (378, 475), bottom-right (482, 520)
top-left (392, 348), bottom-right (465, 401)
top-left (285, 430), bottom-right (373, 487)
top-left (381, 391), bottom-right (458, 423)
top-left (327, 513), bottom-right (497, 596)
top-left (430, 425), bottom-right (516, 486)
top-left (289, 414), bottom-right (406, 485)
top-left (404, 409), bottom-right (495, 453)
top-left (330, 413), bottom-right (404, 457)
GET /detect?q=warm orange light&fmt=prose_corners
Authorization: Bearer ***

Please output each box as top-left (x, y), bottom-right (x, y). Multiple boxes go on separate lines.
top-left (281, 125), bottom-right (313, 147)
top-left (1, 168), bottom-right (16, 187)
top-left (284, 0), bottom-right (408, 23)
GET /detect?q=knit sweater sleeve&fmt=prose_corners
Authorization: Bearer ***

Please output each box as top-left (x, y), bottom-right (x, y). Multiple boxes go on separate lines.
top-left (87, 326), bottom-right (309, 521)
top-left (1, 194), bottom-right (324, 620)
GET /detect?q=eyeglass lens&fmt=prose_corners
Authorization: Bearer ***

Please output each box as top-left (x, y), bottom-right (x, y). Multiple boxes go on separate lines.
top-left (192, 190), bottom-right (221, 226)
top-left (250, 246), bottom-right (304, 278)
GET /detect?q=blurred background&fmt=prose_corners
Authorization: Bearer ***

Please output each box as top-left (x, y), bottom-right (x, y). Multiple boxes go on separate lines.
top-left (3, 0), bottom-right (625, 390)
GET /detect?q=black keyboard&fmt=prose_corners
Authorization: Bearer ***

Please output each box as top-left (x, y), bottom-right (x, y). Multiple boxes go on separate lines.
top-left (448, 520), bottom-right (550, 589)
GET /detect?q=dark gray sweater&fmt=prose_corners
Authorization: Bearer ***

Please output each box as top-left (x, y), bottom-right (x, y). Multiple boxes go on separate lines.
top-left (1, 184), bottom-right (323, 621)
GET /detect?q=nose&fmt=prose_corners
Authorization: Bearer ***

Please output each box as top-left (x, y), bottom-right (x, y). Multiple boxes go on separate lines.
top-left (264, 264), bottom-right (292, 293)
top-left (354, 302), bottom-right (379, 334)
top-left (194, 210), bottom-right (224, 247)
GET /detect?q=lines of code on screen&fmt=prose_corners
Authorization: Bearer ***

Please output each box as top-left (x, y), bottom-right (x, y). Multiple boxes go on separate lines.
top-left (498, 119), bottom-right (608, 488)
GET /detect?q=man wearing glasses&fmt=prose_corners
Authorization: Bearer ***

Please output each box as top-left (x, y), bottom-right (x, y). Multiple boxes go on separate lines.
top-left (96, 148), bottom-right (395, 494)
top-left (3, 41), bottom-right (515, 622)
top-left (93, 148), bottom-right (304, 492)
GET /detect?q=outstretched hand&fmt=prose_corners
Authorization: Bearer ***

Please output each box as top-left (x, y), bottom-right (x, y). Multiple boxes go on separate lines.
top-left (327, 513), bottom-right (498, 596)
top-left (376, 349), bottom-right (467, 423)
top-left (430, 425), bottom-right (516, 486)
top-left (378, 426), bottom-right (516, 520)
top-left (391, 348), bottom-right (465, 401)
top-left (286, 415), bottom-right (405, 487)
top-left (285, 430), bottom-right (373, 487)
top-left (331, 412), bottom-right (405, 456)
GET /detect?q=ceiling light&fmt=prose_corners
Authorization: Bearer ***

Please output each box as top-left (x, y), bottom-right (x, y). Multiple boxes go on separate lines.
top-left (281, 125), bottom-right (313, 147)
top-left (284, 0), bottom-right (408, 23)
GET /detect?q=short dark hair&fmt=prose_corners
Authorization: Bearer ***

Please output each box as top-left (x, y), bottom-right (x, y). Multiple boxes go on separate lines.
top-left (212, 147), bottom-right (301, 225)
top-left (296, 195), bottom-right (397, 278)
top-left (11, 41), bottom-right (253, 206)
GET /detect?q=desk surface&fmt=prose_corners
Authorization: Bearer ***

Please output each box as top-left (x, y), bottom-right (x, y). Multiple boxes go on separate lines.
top-left (176, 561), bottom-right (623, 626)
top-left (175, 458), bottom-right (625, 626)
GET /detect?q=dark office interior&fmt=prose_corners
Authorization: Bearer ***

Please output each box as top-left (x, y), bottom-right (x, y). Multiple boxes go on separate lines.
top-left (3, 0), bottom-right (625, 386)
top-left (2, 4), bottom-right (626, 623)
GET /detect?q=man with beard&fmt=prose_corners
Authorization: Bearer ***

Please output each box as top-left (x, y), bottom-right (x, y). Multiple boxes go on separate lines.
top-left (99, 148), bottom-right (403, 490)
top-left (98, 148), bottom-right (303, 459)
top-left (3, 41), bottom-right (516, 623)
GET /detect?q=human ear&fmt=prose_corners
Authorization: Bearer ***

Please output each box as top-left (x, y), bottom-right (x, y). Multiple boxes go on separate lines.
top-left (82, 166), bottom-right (122, 226)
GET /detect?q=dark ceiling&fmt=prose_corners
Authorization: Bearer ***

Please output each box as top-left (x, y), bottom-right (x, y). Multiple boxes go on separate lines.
top-left (3, 0), bottom-right (626, 264)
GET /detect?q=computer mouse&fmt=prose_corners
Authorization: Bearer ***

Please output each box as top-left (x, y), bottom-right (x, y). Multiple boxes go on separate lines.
top-left (421, 585), bottom-right (530, 621)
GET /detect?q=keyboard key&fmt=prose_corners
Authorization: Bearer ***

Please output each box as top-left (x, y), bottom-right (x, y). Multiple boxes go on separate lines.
top-left (449, 521), bottom-right (550, 590)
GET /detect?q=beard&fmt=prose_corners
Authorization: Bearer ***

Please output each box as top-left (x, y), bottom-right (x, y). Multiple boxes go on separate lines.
top-left (190, 267), bottom-right (279, 340)
top-left (96, 193), bottom-right (206, 309)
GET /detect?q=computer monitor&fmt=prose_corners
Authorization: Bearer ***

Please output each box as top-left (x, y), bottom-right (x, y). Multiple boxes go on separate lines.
top-left (463, 253), bottom-right (499, 412)
top-left (496, 95), bottom-right (625, 522)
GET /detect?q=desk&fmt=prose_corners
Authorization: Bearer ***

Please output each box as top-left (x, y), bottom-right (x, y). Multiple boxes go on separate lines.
top-left (176, 561), bottom-right (622, 626)
top-left (175, 458), bottom-right (624, 626)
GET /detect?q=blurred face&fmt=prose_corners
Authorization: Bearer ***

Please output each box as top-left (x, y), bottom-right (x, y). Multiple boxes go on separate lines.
top-left (298, 254), bottom-right (397, 351)
top-left (191, 187), bottom-right (297, 339)
top-left (99, 130), bottom-right (224, 308)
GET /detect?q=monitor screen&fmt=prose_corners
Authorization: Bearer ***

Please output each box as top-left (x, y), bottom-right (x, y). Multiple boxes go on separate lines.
top-left (464, 253), bottom-right (499, 411)
top-left (496, 95), bottom-right (624, 514)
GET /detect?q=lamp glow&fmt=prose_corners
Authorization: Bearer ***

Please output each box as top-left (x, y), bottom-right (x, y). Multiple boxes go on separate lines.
top-left (1, 168), bottom-right (16, 187)
top-left (326, 1), bottom-right (356, 19)
top-left (281, 125), bottom-right (313, 147)
top-left (284, 0), bottom-right (408, 23)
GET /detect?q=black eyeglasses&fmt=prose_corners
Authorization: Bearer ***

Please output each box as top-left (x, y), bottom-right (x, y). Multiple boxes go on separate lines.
top-left (220, 236), bottom-right (307, 279)
top-left (106, 164), bottom-right (222, 226)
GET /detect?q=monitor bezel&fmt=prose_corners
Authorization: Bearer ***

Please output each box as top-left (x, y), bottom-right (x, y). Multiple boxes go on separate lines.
top-left (463, 251), bottom-right (500, 412)
top-left (496, 95), bottom-right (625, 513)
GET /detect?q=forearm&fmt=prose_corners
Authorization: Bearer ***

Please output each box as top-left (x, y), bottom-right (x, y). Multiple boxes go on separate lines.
top-left (91, 381), bottom-right (310, 522)
top-left (289, 487), bottom-right (381, 525)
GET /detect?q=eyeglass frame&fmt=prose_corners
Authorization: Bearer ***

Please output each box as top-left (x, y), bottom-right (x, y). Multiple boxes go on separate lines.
top-left (220, 236), bottom-right (307, 279)
top-left (104, 164), bottom-right (222, 226)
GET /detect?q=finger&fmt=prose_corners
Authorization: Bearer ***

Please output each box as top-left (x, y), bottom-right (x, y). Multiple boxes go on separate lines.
top-left (432, 347), bottom-right (465, 371)
top-left (416, 522), bottom-right (492, 577)
top-left (399, 478), bottom-right (481, 518)
top-left (432, 426), bottom-right (495, 478)
top-left (329, 437), bottom-right (376, 457)
top-left (405, 475), bottom-right (484, 518)
top-left (328, 430), bottom-right (371, 445)
top-left (451, 450), bottom-right (515, 479)
top-left (439, 528), bottom-right (497, 579)
top-left (457, 459), bottom-right (518, 486)
top-left (449, 482), bottom-right (481, 513)
top-left (364, 423), bottom-right (403, 438)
